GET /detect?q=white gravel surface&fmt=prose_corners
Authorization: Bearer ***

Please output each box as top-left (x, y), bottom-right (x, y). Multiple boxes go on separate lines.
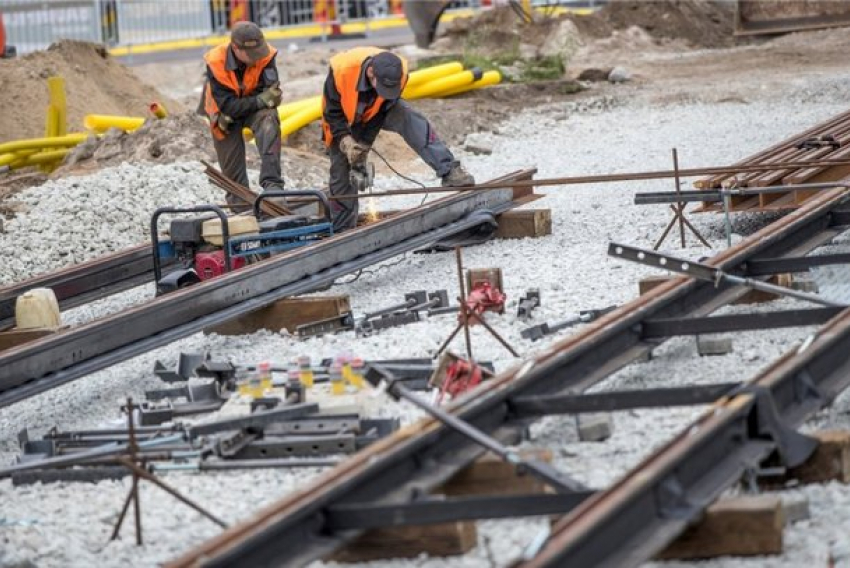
top-left (3, 76), bottom-right (850, 567)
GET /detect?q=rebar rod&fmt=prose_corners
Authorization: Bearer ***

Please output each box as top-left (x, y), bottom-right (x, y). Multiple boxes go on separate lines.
top-left (328, 158), bottom-right (850, 201)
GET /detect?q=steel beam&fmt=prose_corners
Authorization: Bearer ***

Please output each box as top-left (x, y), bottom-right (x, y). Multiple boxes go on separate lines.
top-left (509, 383), bottom-right (740, 417)
top-left (641, 308), bottom-right (842, 337)
top-left (744, 253), bottom-right (850, 275)
top-left (325, 493), bottom-right (595, 529)
top-left (0, 172), bottom-right (528, 407)
top-left (0, 244), bottom-right (167, 329)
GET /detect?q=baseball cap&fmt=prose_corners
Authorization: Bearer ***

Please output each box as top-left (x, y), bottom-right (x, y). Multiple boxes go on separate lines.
top-left (231, 22), bottom-right (270, 63)
top-left (370, 52), bottom-right (404, 100)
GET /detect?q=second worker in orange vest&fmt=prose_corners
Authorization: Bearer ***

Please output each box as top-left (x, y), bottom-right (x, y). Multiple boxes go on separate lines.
top-left (201, 22), bottom-right (285, 206)
top-left (321, 47), bottom-right (475, 232)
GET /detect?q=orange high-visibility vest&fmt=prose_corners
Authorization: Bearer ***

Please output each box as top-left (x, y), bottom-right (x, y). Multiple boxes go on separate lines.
top-left (203, 43), bottom-right (277, 139)
top-left (321, 47), bottom-right (409, 146)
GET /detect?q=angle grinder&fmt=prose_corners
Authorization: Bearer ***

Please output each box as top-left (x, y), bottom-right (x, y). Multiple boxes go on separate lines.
top-left (349, 162), bottom-right (375, 193)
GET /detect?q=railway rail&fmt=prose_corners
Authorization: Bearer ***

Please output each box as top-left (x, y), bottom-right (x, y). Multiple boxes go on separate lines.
top-left (0, 170), bottom-right (533, 408)
top-left (168, 186), bottom-right (850, 567)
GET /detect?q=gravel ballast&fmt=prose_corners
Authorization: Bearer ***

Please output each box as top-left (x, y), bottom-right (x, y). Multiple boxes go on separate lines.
top-left (2, 76), bottom-right (850, 567)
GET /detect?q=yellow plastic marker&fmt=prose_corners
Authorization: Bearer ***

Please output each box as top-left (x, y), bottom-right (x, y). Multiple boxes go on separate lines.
top-left (330, 363), bottom-right (345, 396)
top-left (238, 371), bottom-right (265, 399)
top-left (298, 355), bottom-right (314, 388)
top-left (258, 361), bottom-right (273, 391)
top-left (347, 357), bottom-right (366, 390)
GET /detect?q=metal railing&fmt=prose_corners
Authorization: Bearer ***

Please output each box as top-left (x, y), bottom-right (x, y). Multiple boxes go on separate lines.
top-left (0, 0), bottom-right (472, 54)
top-left (0, 0), bottom-right (597, 55)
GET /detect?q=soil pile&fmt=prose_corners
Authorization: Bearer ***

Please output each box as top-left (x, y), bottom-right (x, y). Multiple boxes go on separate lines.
top-left (0, 40), bottom-right (179, 143)
top-left (597, 0), bottom-right (736, 48)
top-left (58, 111), bottom-right (215, 175)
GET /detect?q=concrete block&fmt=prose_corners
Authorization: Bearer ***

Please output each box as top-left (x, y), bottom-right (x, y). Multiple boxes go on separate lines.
top-left (577, 413), bottom-right (612, 442)
top-left (697, 335), bottom-right (733, 356)
top-left (781, 494), bottom-right (810, 525)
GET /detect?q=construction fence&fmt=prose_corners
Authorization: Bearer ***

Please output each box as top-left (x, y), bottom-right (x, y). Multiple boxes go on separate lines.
top-left (0, 0), bottom-right (486, 54)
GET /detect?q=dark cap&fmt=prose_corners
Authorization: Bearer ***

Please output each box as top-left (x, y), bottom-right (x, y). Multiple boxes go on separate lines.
top-left (370, 52), bottom-right (404, 100)
top-left (231, 21), bottom-right (270, 63)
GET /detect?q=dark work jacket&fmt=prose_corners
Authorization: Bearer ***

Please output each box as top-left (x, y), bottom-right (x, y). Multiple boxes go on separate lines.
top-left (206, 46), bottom-right (279, 120)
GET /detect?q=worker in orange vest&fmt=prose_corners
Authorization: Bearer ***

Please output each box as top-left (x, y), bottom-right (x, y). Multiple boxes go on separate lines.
top-left (201, 22), bottom-right (285, 206)
top-left (321, 47), bottom-right (475, 232)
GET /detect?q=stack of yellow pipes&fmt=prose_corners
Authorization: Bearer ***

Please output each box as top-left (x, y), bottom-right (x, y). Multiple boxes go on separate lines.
top-left (0, 61), bottom-right (501, 173)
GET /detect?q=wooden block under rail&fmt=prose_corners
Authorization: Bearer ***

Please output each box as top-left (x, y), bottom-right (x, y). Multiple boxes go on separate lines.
top-left (327, 522), bottom-right (477, 562)
top-left (204, 296), bottom-right (350, 336)
top-left (638, 274), bottom-right (794, 304)
top-left (495, 209), bottom-right (552, 239)
top-left (439, 449), bottom-right (554, 496)
top-left (785, 430), bottom-right (850, 485)
top-left (656, 495), bottom-right (783, 560)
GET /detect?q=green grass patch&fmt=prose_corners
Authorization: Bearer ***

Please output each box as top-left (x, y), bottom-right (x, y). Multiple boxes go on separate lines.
top-left (520, 56), bottom-right (565, 82)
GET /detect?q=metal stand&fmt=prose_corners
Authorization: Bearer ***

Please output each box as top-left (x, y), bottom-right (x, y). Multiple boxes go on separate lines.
top-left (436, 247), bottom-right (520, 359)
top-left (109, 398), bottom-right (227, 545)
top-left (653, 148), bottom-right (711, 250)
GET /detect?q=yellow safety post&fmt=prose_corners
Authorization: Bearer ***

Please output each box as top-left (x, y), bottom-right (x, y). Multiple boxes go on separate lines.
top-left (83, 114), bottom-right (145, 134)
top-left (45, 76), bottom-right (67, 137)
top-left (434, 70), bottom-right (502, 97)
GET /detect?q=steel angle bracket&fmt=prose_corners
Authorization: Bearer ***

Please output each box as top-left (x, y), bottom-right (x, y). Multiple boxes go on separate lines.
top-left (608, 242), bottom-right (846, 307)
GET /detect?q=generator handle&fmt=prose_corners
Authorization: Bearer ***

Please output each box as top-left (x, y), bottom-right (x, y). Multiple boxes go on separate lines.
top-left (253, 190), bottom-right (332, 225)
top-left (151, 205), bottom-right (231, 285)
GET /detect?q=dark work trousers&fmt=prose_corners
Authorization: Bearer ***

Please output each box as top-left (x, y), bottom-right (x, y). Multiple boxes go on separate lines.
top-left (329, 100), bottom-right (458, 232)
top-left (213, 108), bottom-right (284, 207)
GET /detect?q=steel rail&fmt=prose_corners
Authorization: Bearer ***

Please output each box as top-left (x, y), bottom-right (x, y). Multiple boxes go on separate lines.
top-left (167, 189), bottom-right (850, 568)
top-left (523, 304), bottom-right (850, 567)
top-left (0, 171), bottom-right (530, 407)
top-left (328, 158), bottom-right (850, 201)
top-left (0, 244), bottom-right (169, 329)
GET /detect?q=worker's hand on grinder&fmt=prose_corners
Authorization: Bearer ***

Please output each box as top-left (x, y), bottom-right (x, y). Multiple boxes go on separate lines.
top-left (339, 135), bottom-right (370, 165)
top-left (256, 82), bottom-right (282, 109)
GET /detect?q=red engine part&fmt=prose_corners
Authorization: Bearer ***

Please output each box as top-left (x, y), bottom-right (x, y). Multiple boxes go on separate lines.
top-left (194, 250), bottom-right (245, 281)
top-left (438, 359), bottom-right (484, 404)
top-left (459, 281), bottom-right (506, 325)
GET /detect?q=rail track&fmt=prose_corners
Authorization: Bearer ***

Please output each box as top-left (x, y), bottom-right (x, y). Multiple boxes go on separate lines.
top-left (168, 186), bottom-right (850, 567)
top-left (0, 170), bottom-right (534, 408)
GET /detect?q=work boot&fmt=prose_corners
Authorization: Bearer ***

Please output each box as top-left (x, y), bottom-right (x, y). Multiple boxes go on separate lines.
top-left (441, 164), bottom-right (475, 187)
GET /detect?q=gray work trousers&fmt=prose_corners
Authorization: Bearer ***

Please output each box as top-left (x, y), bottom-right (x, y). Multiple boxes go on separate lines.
top-left (213, 108), bottom-right (284, 205)
top-left (329, 100), bottom-right (458, 232)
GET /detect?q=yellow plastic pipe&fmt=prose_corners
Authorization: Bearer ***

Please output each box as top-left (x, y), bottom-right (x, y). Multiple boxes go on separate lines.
top-left (281, 101), bottom-right (322, 137)
top-left (434, 70), bottom-right (502, 97)
top-left (403, 70), bottom-right (478, 101)
top-left (46, 76), bottom-right (68, 137)
top-left (278, 96), bottom-right (320, 120)
top-left (405, 61), bottom-right (463, 91)
top-left (149, 102), bottom-right (168, 119)
top-left (0, 149), bottom-right (38, 167)
top-left (10, 149), bottom-right (69, 170)
top-left (0, 133), bottom-right (88, 155)
top-left (84, 114), bottom-right (145, 134)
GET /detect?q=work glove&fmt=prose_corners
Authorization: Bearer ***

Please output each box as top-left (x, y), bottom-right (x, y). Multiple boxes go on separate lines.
top-left (216, 113), bottom-right (234, 134)
top-left (256, 82), bottom-right (282, 109)
top-left (339, 135), bottom-right (370, 166)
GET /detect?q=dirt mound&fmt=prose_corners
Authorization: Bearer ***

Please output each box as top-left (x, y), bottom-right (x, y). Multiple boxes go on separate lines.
top-left (57, 111), bottom-right (215, 175)
top-left (596, 0), bottom-right (736, 48)
top-left (440, 6), bottom-right (574, 53)
top-left (0, 40), bottom-right (179, 143)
